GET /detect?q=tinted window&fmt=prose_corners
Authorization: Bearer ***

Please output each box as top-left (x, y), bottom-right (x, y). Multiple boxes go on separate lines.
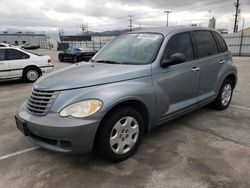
top-left (0, 45), bottom-right (5, 47)
top-left (7, 49), bottom-right (30, 60)
top-left (213, 32), bottom-right (228, 52)
top-left (0, 49), bottom-right (5, 61)
top-left (164, 32), bottom-right (194, 61)
top-left (193, 31), bottom-right (218, 58)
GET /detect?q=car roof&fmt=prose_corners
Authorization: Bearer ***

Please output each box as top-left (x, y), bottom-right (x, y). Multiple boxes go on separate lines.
top-left (129, 26), bottom-right (216, 36)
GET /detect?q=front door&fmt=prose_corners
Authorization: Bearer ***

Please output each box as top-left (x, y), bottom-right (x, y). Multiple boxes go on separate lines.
top-left (153, 32), bottom-right (200, 122)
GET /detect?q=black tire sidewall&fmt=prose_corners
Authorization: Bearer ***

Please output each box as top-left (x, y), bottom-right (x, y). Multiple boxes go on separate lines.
top-left (97, 106), bottom-right (144, 162)
top-left (23, 68), bottom-right (40, 82)
top-left (213, 79), bottom-right (233, 110)
top-left (58, 54), bottom-right (63, 62)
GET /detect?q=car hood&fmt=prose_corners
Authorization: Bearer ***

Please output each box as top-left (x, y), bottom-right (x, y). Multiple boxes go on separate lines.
top-left (34, 62), bottom-right (151, 91)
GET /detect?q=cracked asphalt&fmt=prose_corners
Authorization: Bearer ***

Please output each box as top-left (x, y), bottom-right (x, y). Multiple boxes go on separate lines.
top-left (0, 50), bottom-right (249, 188)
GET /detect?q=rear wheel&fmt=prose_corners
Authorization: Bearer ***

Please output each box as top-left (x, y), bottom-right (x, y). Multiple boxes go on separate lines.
top-left (23, 67), bottom-right (41, 82)
top-left (212, 79), bottom-right (234, 110)
top-left (96, 106), bottom-right (144, 162)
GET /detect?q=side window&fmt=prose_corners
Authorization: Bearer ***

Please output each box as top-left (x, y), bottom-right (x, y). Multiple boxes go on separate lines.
top-left (6, 49), bottom-right (30, 60)
top-left (164, 32), bottom-right (194, 61)
top-left (0, 49), bottom-right (5, 61)
top-left (213, 32), bottom-right (228, 53)
top-left (192, 31), bottom-right (218, 58)
top-left (0, 45), bottom-right (5, 47)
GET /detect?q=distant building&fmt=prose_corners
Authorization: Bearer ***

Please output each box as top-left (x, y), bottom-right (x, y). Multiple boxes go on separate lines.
top-left (0, 32), bottom-right (46, 46)
top-left (208, 17), bottom-right (216, 29)
top-left (239, 27), bottom-right (250, 33)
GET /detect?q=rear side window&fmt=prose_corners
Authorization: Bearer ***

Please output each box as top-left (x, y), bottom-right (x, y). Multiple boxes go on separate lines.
top-left (0, 49), bottom-right (5, 61)
top-left (164, 32), bottom-right (194, 61)
top-left (6, 49), bottom-right (30, 60)
top-left (213, 32), bottom-right (228, 53)
top-left (0, 45), bottom-right (5, 47)
top-left (192, 31), bottom-right (218, 58)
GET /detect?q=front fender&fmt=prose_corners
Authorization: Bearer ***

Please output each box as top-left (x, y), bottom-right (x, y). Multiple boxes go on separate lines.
top-left (51, 76), bottom-right (155, 128)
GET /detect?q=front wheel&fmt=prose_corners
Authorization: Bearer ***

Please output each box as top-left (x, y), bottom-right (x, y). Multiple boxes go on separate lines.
top-left (212, 79), bottom-right (234, 110)
top-left (96, 106), bottom-right (144, 162)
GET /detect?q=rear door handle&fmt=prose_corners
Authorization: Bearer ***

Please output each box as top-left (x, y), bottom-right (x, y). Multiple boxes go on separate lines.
top-left (191, 67), bottom-right (200, 72)
top-left (219, 60), bottom-right (226, 64)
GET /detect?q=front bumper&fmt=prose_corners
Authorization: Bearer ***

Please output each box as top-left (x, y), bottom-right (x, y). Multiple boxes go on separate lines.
top-left (16, 102), bottom-right (100, 153)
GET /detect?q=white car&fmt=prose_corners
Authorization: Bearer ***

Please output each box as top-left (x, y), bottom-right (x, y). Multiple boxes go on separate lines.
top-left (0, 47), bottom-right (53, 82)
top-left (0, 43), bottom-right (13, 48)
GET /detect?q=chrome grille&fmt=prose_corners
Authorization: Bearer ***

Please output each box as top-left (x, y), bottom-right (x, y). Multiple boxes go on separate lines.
top-left (27, 88), bottom-right (59, 116)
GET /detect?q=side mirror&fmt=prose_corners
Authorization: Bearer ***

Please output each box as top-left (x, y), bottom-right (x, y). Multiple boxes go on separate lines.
top-left (161, 53), bottom-right (186, 68)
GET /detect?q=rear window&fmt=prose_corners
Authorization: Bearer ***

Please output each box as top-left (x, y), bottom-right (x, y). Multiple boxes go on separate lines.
top-left (7, 49), bottom-right (30, 60)
top-left (192, 31), bottom-right (218, 58)
top-left (213, 32), bottom-right (228, 53)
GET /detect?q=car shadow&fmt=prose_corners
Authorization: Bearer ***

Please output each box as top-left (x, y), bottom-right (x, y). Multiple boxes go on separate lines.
top-left (36, 106), bottom-right (213, 168)
top-left (0, 78), bottom-right (25, 86)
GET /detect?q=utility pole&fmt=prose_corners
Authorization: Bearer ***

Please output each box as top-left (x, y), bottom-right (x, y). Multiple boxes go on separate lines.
top-left (164, 10), bottom-right (172, 27)
top-left (59, 29), bottom-right (64, 36)
top-left (233, 0), bottom-right (240, 33)
top-left (128, 15), bottom-right (133, 31)
top-left (80, 24), bottom-right (87, 35)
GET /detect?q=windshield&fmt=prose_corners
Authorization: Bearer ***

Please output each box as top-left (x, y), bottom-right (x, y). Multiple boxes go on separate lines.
top-left (66, 48), bottom-right (78, 54)
top-left (92, 33), bottom-right (163, 65)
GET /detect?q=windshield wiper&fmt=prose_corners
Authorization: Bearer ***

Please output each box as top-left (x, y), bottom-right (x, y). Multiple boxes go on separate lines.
top-left (95, 60), bottom-right (123, 64)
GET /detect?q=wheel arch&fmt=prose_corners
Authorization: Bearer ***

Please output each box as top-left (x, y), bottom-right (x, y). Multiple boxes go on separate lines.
top-left (225, 73), bottom-right (237, 89)
top-left (22, 65), bottom-right (42, 77)
top-left (93, 99), bottom-right (151, 149)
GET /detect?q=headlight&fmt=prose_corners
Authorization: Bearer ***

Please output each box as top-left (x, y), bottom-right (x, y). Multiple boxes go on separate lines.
top-left (60, 100), bottom-right (102, 118)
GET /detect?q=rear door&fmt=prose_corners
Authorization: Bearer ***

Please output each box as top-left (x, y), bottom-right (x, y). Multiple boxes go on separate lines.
top-left (6, 49), bottom-right (30, 78)
top-left (153, 32), bottom-right (200, 121)
top-left (0, 49), bottom-right (9, 78)
top-left (191, 31), bottom-right (223, 101)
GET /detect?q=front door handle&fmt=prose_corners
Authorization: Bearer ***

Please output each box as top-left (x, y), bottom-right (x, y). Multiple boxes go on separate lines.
top-left (219, 60), bottom-right (226, 64)
top-left (191, 67), bottom-right (200, 72)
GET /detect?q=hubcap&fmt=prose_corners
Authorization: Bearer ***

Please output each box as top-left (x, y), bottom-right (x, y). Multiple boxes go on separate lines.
top-left (110, 116), bottom-right (139, 155)
top-left (27, 70), bottom-right (39, 81)
top-left (221, 84), bottom-right (232, 106)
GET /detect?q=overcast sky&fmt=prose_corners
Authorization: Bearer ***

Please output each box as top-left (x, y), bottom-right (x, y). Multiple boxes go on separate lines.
top-left (0, 0), bottom-right (250, 34)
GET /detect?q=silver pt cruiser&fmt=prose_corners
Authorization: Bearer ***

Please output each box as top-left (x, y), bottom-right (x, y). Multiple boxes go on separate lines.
top-left (16, 27), bottom-right (237, 161)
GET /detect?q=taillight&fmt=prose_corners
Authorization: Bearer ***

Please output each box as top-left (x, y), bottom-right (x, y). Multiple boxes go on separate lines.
top-left (48, 59), bottom-right (53, 65)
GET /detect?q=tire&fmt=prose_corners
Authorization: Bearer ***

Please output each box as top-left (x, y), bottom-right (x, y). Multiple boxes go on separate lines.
top-left (212, 79), bottom-right (234, 110)
top-left (23, 67), bottom-right (41, 82)
top-left (96, 106), bottom-right (144, 162)
top-left (73, 56), bottom-right (78, 63)
top-left (58, 54), bottom-right (64, 62)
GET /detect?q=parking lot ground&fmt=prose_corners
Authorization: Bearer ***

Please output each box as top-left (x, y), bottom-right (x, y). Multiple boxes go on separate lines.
top-left (0, 50), bottom-right (250, 188)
